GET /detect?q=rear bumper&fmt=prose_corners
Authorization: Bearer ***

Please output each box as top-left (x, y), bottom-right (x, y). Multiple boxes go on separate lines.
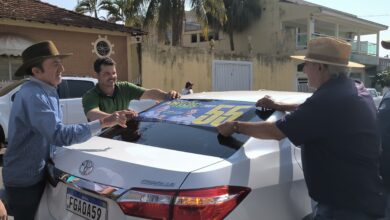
top-left (37, 181), bottom-right (131, 220)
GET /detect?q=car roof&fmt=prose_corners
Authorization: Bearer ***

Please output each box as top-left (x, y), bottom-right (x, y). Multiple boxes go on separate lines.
top-left (0, 76), bottom-right (97, 96)
top-left (61, 76), bottom-right (97, 83)
top-left (184, 90), bottom-right (312, 104)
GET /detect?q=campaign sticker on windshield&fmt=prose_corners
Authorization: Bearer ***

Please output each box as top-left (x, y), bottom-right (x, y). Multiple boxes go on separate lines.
top-left (138, 100), bottom-right (254, 127)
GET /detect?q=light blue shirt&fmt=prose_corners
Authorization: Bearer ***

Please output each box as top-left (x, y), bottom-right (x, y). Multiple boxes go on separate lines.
top-left (3, 77), bottom-right (101, 187)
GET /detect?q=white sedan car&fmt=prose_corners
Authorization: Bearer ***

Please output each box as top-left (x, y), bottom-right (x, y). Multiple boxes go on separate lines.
top-left (37, 90), bottom-right (313, 220)
top-left (367, 88), bottom-right (383, 108)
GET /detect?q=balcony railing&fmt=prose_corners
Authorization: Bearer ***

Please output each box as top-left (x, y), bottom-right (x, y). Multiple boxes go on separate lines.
top-left (296, 33), bottom-right (377, 56)
top-left (351, 41), bottom-right (377, 56)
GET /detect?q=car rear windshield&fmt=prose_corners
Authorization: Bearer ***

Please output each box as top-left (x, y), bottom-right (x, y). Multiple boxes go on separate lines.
top-left (100, 100), bottom-right (273, 159)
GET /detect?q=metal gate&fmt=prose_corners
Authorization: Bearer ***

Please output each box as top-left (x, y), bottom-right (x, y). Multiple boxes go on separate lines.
top-left (212, 60), bottom-right (252, 91)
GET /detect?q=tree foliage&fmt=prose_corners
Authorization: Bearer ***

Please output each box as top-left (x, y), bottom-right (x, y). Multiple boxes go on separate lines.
top-left (373, 67), bottom-right (390, 88)
top-left (99, 0), bottom-right (145, 27)
top-left (75, 0), bottom-right (102, 19)
top-left (143, 0), bottom-right (225, 46)
top-left (74, 0), bottom-right (262, 49)
top-left (208, 0), bottom-right (262, 51)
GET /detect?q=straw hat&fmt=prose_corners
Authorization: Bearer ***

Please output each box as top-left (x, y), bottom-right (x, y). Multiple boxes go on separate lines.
top-left (15, 40), bottom-right (72, 77)
top-left (382, 40), bottom-right (390, 50)
top-left (291, 37), bottom-right (364, 68)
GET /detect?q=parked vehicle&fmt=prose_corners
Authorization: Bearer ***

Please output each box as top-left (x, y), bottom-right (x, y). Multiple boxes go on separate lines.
top-left (0, 76), bottom-right (97, 147)
top-left (367, 88), bottom-right (383, 108)
top-left (36, 90), bottom-right (313, 220)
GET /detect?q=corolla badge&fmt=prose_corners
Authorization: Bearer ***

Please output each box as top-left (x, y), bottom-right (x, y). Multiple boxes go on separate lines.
top-left (141, 179), bottom-right (175, 187)
top-left (79, 160), bottom-right (94, 176)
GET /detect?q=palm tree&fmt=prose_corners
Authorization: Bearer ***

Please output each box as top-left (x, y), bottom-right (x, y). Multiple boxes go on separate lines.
top-left (75, 0), bottom-right (102, 19)
top-left (373, 67), bottom-right (390, 88)
top-left (142, 0), bottom-right (181, 46)
top-left (95, 0), bottom-right (226, 46)
top-left (208, 0), bottom-right (262, 51)
top-left (143, 0), bottom-right (225, 46)
top-left (99, 0), bottom-right (145, 27)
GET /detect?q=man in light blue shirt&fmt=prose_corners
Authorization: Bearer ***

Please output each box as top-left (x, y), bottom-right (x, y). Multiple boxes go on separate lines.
top-left (2, 41), bottom-right (130, 220)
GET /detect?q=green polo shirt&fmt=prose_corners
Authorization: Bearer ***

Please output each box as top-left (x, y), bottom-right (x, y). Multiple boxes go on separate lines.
top-left (82, 81), bottom-right (145, 115)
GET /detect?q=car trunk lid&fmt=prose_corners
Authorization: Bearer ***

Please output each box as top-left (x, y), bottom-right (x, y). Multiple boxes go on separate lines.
top-left (54, 136), bottom-right (224, 190)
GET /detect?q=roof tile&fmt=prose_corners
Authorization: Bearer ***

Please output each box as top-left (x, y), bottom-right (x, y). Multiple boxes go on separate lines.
top-left (0, 0), bottom-right (146, 35)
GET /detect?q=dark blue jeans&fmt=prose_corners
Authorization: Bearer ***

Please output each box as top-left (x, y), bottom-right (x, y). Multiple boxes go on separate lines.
top-left (5, 180), bottom-right (46, 220)
top-left (313, 203), bottom-right (378, 220)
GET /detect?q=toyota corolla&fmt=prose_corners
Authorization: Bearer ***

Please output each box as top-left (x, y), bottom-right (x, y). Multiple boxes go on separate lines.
top-left (36, 90), bottom-right (313, 220)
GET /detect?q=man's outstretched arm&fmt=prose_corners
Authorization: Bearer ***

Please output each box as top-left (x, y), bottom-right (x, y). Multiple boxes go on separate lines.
top-left (141, 89), bottom-right (180, 101)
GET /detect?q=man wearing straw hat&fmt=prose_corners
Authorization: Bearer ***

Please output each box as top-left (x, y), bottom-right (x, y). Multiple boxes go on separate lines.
top-left (217, 37), bottom-right (386, 219)
top-left (2, 41), bottom-right (128, 220)
top-left (378, 39), bottom-right (390, 219)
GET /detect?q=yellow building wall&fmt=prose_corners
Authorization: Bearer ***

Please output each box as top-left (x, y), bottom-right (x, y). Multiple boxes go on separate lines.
top-left (0, 21), bottom-right (136, 81)
top-left (252, 56), bottom-right (296, 91)
top-left (279, 2), bottom-right (318, 22)
top-left (181, 0), bottom-right (318, 56)
top-left (142, 45), bottom-right (212, 92)
top-left (217, 0), bottom-right (281, 55)
top-left (129, 42), bottom-right (140, 83)
top-left (142, 45), bottom-right (296, 92)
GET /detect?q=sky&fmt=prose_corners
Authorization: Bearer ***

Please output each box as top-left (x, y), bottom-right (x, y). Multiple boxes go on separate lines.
top-left (43, 0), bottom-right (390, 57)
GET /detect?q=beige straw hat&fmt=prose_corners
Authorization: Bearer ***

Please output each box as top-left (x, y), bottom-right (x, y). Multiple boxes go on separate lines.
top-left (290, 37), bottom-right (364, 68)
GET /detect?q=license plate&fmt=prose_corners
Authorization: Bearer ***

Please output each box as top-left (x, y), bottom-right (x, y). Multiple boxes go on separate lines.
top-left (66, 187), bottom-right (107, 220)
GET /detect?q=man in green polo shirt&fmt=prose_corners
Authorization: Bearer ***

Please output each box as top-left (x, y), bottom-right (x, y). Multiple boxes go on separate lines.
top-left (82, 57), bottom-right (180, 121)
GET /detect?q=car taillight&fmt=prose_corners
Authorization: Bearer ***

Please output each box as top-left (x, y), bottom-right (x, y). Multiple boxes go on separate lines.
top-left (117, 186), bottom-right (251, 220)
top-left (117, 188), bottom-right (175, 220)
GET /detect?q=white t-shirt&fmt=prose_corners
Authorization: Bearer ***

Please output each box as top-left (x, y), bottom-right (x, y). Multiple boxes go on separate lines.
top-left (181, 88), bottom-right (193, 95)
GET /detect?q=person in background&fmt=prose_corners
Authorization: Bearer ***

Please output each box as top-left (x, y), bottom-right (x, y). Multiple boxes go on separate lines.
top-left (181, 81), bottom-right (194, 95)
top-left (378, 39), bottom-right (390, 220)
top-left (82, 57), bottom-right (180, 122)
top-left (218, 37), bottom-right (386, 219)
top-left (2, 41), bottom-right (125, 220)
